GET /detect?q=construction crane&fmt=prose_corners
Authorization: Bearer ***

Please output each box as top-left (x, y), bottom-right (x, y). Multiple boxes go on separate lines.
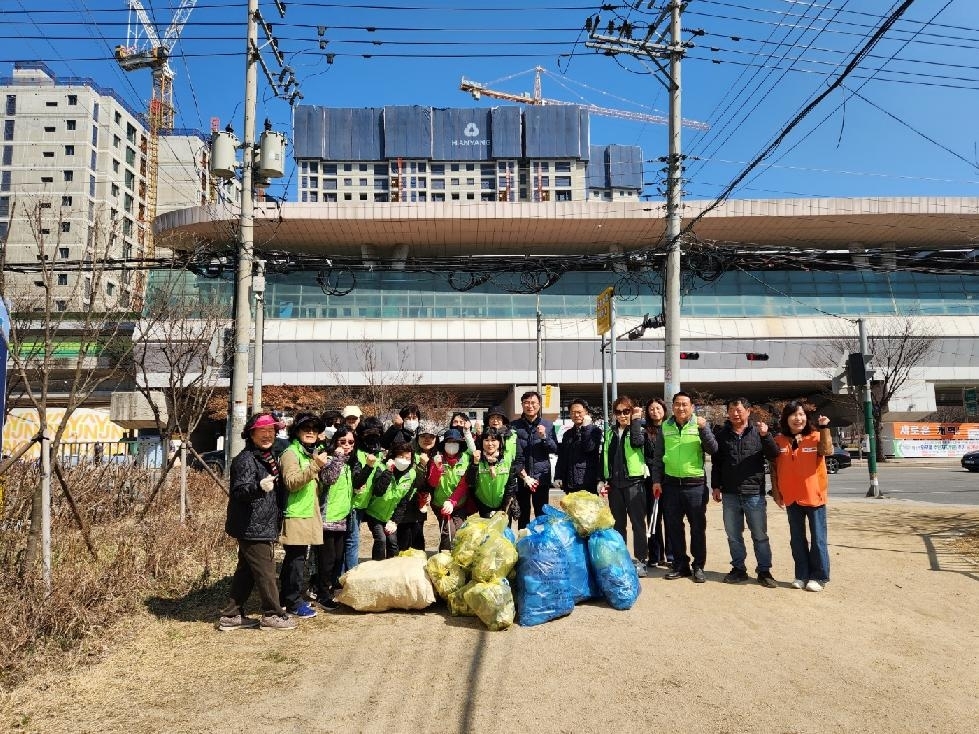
top-left (460, 66), bottom-right (709, 130)
top-left (114, 0), bottom-right (197, 270)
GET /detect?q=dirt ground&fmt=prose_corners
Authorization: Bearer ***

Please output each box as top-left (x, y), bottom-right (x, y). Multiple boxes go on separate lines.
top-left (3, 497), bottom-right (979, 734)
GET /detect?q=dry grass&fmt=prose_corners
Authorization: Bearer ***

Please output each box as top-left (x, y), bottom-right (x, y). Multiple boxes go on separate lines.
top-left (0, 462), bottom-right (235, 691)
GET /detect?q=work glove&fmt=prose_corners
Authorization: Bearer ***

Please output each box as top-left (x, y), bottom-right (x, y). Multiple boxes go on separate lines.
top-left (440, 500), bottom-right (454, 517)
top-left (523, 475), bottom-right (540, 492)
top-left (259, 476), bottom-right (275, 493)
top-left (597, 481), bottom-right (609, 498)
top-left (384, 520), bottom-right (397, 535)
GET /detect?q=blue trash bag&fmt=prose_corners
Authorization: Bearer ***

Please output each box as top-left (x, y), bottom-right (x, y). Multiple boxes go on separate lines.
top-left (515, 525), bottom-right (574, 626)
top-left (503, 525), bottom-right (516, 546)
top-left (534, 506), bottom-right (600, 603)
top-left (587, 527), bottom-right (641, 610)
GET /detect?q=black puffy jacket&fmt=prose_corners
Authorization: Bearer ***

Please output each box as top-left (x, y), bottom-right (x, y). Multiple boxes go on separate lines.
top-left (710, 422), bottom-right (779, 495)
top-left (555, 423), bottom-right (602, 492)
top-left (225, 447), bottom-right (282, 541)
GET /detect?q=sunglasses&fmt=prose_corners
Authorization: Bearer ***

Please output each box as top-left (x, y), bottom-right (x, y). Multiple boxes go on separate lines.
top-left (614, 409), bottom-right (632, 416)
top-left (336, 438), bottom-right (355, 445)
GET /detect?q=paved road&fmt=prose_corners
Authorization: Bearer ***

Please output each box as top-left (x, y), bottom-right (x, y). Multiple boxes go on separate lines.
top-left (828, 460), bottom-right (979, 505)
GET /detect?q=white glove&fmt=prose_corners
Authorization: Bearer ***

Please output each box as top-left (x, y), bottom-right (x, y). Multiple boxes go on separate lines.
top-left (384, 520), bottom-right (397, 535)
top-left (441, 500), bottom-right (454, 517)
top-left (597, 481), bottom-right (609, 498)
top-left (463, 429), bottom-right (477, 454)
top-left (551, 479), bottom-right (563, 490)
top-left (523, 475), bottom-right (540, 491)
top-left (259, 476), bottom-right (275, 493)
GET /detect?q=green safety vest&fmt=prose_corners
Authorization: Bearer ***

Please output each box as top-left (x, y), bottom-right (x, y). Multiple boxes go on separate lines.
top-left (322, 463), bottom-right (353, 523)
top-left (282, 441), bottom-right (319, 519)
top-left (661, 419), bottom-right (706, 479)
top-left (474, 456), bottom-right (511, 508)
top-left (602, 427), bottom-right (647, 480)
top-left (367, 466), bottom-right (417, 522)
top-left (352, 449), bottom-right (382, 510)
top-left (433, 453), bottom-right (470, 507)
top-left (503, 432), bottom-right (517, 463)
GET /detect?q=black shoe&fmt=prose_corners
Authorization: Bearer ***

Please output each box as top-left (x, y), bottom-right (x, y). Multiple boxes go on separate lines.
top-left (665, 568), bottom-right (692, 580)
top-left (318, 596), bottom-right (340, 611)
top-left (723, 567), bottom-right (749, 584)
top-left (757, 571), bottom-right (778, 589)
top-left (692, 567), bottom-right (707, 584)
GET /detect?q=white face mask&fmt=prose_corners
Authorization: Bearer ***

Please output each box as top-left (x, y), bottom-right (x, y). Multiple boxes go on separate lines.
top-left (444, 443), bottom-right (460, 456)
top-left (404, 419), bottom-right (419, 432)
top-left (393, 457), bottom-right (412, 472)
top-left (323, 426), bottom-right (337, 440)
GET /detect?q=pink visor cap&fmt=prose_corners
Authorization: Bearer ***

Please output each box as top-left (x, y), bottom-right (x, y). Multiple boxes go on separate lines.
top-left (250, 414), bottom-right (283, 431)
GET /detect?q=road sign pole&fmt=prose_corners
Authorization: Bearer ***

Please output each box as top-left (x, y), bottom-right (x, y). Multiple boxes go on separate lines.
top-left (859, 318), bottom-right (881, 498)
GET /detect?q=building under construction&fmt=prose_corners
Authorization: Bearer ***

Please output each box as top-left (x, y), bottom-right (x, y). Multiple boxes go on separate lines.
top-left (294, 105), bottom-right (643, 204)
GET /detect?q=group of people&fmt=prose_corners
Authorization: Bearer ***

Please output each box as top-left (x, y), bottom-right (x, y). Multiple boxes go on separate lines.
top-left (217, 391), bottom-right (835, 631)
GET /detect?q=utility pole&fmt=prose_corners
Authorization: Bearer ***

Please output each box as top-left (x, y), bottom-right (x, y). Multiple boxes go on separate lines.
top-left (609, 296), bottom-right (618, 402)
top-left (858, 318), bottom-right (881, 497)
top-left (227, 0), bottom-right (258, 460)
top-left (252, 259), bottom-right (266, 414)
top-left (536, 292), bottom-right (543, 398)
top-left (588, 1), bottom-right (689, 401)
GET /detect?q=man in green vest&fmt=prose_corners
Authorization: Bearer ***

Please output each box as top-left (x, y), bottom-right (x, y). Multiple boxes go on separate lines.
top-left (650, 392), bottom-right (718, 583)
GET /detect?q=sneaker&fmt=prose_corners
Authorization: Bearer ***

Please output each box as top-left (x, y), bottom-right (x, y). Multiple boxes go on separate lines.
top-left (305, 587), bottom-right (318, 602)
top-left (723, 568), bottom-right (749, 584)
top-left (635, 562), bottom-right (648, 579)
top-left (260, 613), bottom-right (298, 631)
top-left (805, 579), bottom-right (823, 593)
top-left (216, 614), bottom-right (260, 632)
top-left (757, 571), bottom-right (778, 589)
top-left (791, 579), bottom-right (806, 590)
top-left (289, 601), bottom-right (318, 618)
top-left (692, 567), bottom-right (706, 584)
top-left (318, 595), bottom-right (341, 611)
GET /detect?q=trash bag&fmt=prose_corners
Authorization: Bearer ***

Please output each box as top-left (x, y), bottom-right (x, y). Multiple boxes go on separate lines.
top-left (515, 525), bottom-right (574, 626)
top-left (447, 580), bottom-right (478, 617)
top-left (335, 555), bottom-right (437, 612)
top-left (470, 531), bottom-right (518, 583)
top-left (451, 516), bottom-right (491, 569)
top-left (587, 527), bottom-right (641, 610)
top-left (398, 548), bottom-right (427, 560)
top-left (464, 580), bottom-right (515, 631)
top-left (425, 551), bottom-right (468, 599)
top-left (559, 490), bottom-right (615, 536)
top-left (534, 506), bottom-right (600, 603)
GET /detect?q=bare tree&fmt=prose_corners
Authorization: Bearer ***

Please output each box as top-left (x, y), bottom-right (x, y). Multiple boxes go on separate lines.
top-left (0, 197), bottom-right (156, 569)
top-left (127, 264), bottom-right (231, 512)
top-left (815, 315), bottom-right (937, 462)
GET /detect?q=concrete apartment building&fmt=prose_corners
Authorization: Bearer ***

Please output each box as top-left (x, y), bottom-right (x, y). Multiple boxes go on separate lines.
top-left (0, 62), bottom-right (221, 311)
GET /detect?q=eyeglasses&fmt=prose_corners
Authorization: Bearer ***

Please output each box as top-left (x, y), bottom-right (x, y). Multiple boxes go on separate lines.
top-left (614, 409), bottom-right (632, 416)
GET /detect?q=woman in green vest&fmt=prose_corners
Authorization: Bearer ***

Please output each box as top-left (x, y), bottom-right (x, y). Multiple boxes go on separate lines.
top-left (467, 427), bottom-right (520, 521)
top-left (365, 440), bottom-right (424, 560)
top-left (343, 416), bottom-right (385, 573)
top-left (315, 425), bottom-right (374, 610)
top-left (279, 412), bottom-right (329, 618)
top-left (428, 427), bottom-right (473, 550)
top-left (600, 395), bottom-right (651, 577)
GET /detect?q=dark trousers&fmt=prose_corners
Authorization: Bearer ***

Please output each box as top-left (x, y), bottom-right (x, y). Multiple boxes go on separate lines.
top-left (220, 539), bottom-right (282, 617)
top-left (366, 515), bottom-right (399, 560)
top-left (279, 544), bottom-right (310, 609)
top-left (662, 479), bottom-right (708, 572)
top-left (316, 530), bottom-right (346, 599)
top-left (437, 513), bottom-right (465, 551)
top-left (516, 481), bottom-right (549, 530)
top-left (397, 521), bottom-right (426, 553)
top-left (608, 478), bottom-right (648, 562)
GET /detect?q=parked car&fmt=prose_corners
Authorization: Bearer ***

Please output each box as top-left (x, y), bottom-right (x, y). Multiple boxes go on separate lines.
top-left (825, 446), bottom-right (852, 475)
top-left (962, 451), bottom-right (979, 472)
top-left (189, 449), bottom-right (226, 474)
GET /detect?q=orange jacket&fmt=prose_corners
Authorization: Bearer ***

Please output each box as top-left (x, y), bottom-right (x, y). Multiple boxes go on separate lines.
top-left (772, 429), bottom-right (832, 507)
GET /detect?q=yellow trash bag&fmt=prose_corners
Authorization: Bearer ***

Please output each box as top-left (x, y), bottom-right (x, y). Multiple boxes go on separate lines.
top-left (398, 548), bottom-right (427, 560)
top-left (451, 516), bottom-right (491, 569)
top-left (447, 580), bottom-right (478, 617)
top-left (464, 580), bottom-right (515, 631)
top-left (559, 490), bottom-right (615, 536)
top-left (424, 551), bottom-right (468, 599)
top-left (470, 531), bottom-right (518, 583)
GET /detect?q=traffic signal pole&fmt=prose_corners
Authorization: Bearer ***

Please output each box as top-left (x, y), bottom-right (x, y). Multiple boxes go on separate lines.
top-left (859, 318), bottom-right (881, 497)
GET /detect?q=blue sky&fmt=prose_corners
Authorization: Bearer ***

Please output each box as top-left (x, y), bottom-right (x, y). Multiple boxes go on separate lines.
top-left (3, 0), bottom-right (978, 203)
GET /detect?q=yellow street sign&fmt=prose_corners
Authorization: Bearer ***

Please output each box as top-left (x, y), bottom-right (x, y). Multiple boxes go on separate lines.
top-left (596, 287), bottom-right (614, 335)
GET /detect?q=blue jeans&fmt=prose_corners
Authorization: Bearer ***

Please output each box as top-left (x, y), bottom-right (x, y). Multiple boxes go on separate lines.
top-left (721, 493), bottom-right (772, 573)
top-left (785, 503), bottom-right (830, 582)
top-left (343, 508), bottom-right (364, 573)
